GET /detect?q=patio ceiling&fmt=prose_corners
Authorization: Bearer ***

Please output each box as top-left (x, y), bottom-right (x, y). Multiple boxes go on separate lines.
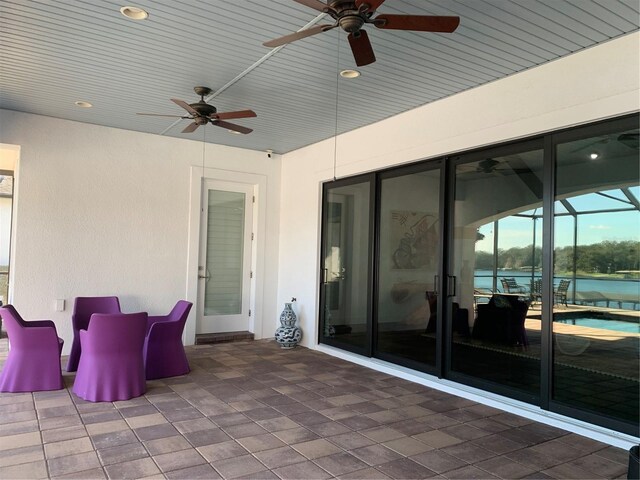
top-left (0, 0), bottom-right (638, 154)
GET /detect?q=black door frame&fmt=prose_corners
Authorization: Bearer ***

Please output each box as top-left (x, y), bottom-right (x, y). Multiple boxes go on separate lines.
top-left (318, 172), bottom-right (375, 358)
top-left (372, 159), bottom-right (446, 376)
top-left (443, 138), bottom-right (545, 406)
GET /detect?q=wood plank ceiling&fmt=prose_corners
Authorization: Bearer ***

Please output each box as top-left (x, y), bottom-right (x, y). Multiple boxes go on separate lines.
top-left (1, 0), bottom-right (638, 153)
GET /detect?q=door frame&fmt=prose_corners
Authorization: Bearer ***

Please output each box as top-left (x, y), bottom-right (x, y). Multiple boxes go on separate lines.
top-left (0, 143), bottom-right (20, 306)
top-left (443, 138), bottom-right (545, 404)
top-left (185, 166), bottom-right (267, 345)
top-left (318, 173), bottom-right (375, 357)
top-left (372, 160), bottom-right (446, 376)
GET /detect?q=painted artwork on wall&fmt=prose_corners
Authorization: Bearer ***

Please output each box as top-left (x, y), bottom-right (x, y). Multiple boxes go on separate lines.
top-left (391, 211), bottom-right (438, 269)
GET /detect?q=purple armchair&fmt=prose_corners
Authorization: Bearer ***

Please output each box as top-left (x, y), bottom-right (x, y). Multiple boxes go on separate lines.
top-left (144, 300), bottom-right (192, 380)
top-left (72, 312), bottom-right (147, 402)
top-left (67, 296), bottom-right (120, 372)
top-left (0, 305), bottom-right (64, 392)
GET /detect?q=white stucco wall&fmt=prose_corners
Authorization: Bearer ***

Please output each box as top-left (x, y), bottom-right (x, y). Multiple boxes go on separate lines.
top-left (278, 32), bottom-right (640, 348)
top-left (0, 112), bottom-right (281, 352)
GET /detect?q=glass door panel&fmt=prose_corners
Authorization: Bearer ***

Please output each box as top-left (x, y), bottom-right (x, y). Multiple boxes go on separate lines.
top-left (0, 172), bottom-right (13, 305)
top-left (319, 176), bottom-right (373, 355)
top-left (449, 144), bottom-right (543, 400)
top-left (553, 121), bottom-right (639, 434)
top-left (374, 165), bottom-right (441, 370)
top-left (205, 190), bottom-right (246, 315)
top-left (197, 181), bottom-right (253, 334)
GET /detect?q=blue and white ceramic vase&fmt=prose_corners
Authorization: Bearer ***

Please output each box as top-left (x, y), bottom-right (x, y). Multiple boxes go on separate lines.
top-left (275, 300), bottom-right (302, 349)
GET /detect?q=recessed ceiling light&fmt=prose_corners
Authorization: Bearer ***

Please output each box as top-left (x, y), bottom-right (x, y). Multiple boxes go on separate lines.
top-left (120, 6), bottom-right (149, 20)
top-left (228, 130), bottom-right (242, 135)
top-left (589, 152), bottom-right (599, 160)
top-left (340, 69), bottom-right (361, 79)
top-left (74, 101), bottom-right (93, 108)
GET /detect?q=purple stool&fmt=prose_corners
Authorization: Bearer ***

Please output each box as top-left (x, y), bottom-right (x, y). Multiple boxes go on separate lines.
top-left (144, 300), bottom-right (192, 380)
top-left (0, 305), bottom-right (64, 392)
top-left (72, 312), bottom-right (147, 402)
top-left (67, 296), bottom-right (120, 372)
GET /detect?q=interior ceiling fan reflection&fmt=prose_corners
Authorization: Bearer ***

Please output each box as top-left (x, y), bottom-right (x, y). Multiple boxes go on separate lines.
top-left (263, 0), bottom-right (460, 67)
top-left (470, 158), bottom-right (534, 176)
top-left (569, 133), bottom-right (640, 154)
top-left (136, 86), bottom-right (257, 134)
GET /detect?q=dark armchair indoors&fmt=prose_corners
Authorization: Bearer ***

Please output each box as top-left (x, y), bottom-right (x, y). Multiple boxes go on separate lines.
top-left (425, 291), bottom-right (470, 337)
top-left (143, 300), bottom-right (193, 380)
top-left (472, 294), bottom-right (529, 347)
top-left (0, 305), bottom-right (64, 392)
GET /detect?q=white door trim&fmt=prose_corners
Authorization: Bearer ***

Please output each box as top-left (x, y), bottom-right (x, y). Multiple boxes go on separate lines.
top-left (185, 166), bottom-right (267, 345)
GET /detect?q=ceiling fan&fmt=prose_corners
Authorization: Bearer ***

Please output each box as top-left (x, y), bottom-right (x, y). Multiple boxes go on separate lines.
top-left (471, 158), bottom-right (538, 176)
top-left (263, 0), bottom-right (460, 66)
top-left (476, 158), bottom-right (501, 174)
top-left (618, 133), bottom-right (639, 150)
top-left (569, 132), bottom-right (639, 154)
top-left (137, 86), bottom-right (257, 134)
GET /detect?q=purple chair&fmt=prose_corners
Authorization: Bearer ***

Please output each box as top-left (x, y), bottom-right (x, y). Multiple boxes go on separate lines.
top-left (144, 300), bottom-right (192, 380)
top-left (0, 305), bottom-right (64, 392)
top-left (67, 296), bottom-right (120, 372)
top-left (72, 312), bottom-right (147, 402)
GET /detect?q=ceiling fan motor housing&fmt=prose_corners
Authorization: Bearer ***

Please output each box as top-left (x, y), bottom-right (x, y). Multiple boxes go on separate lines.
top-left (339, 15), bottom-right (365, 32)
top-left (331, 1), bottom-right (366, 32)
top-left (190, 101), bottom-right (217, 117)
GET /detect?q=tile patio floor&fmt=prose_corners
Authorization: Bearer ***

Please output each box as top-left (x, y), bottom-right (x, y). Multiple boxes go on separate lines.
top-left (0, 339), bottom-right (631, 479)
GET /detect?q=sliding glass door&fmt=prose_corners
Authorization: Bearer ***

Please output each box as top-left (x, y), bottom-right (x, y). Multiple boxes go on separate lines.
top-left (374, 163), bottom-right (443, 372)
top-left (447, 141), bottom-right (544, 402)
top-left (551, 117), bottom-right (639, 435)
top-left (319, 174), bottom-right (374, 356)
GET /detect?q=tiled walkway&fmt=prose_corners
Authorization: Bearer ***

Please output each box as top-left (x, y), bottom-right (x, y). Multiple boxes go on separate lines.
top-left (0, 340), bottom-right (631, 479)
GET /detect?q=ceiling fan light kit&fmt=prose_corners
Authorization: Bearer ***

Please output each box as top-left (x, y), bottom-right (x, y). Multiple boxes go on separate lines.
top-left (263, 0), bottom-right (460, 66)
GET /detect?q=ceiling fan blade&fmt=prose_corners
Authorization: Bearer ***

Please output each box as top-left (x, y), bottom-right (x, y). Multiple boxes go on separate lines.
top-left (348, 30), bottom-right (376, 67)
top-left (618, 133), bottom-right (639, 149)
top-left (263, 24), bottom-right (336, 47)
top-left (355, 0), bottom-right (386, 13)
top-left (374, 14), bottom-right (460, 32)
top-left (213, 120), bottom-right (253, 135)
top-left (171, 98), bottom-right (199, 116)
top-left (136, 113), bottom-right (188, 117)
top-left (214, 110), bottom-right (257, 120)
top-left (294, 0), bottom-right (334, 13)
top-left (182, 122), bottom-right (200, 133)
